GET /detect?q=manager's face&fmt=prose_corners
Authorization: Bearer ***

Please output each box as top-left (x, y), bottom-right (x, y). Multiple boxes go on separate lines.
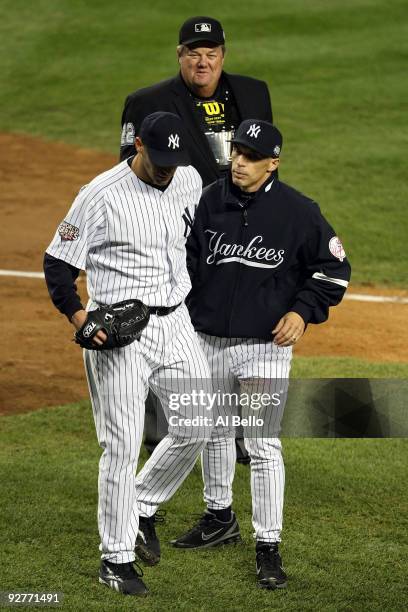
top-left (231, 145), bottom-right (279, 193)
top-left (178, 44), bottom-right (224, 97)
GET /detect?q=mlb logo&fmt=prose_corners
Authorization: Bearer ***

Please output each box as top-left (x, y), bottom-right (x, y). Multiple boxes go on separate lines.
top-left (195, 23), bottom-right (211, 32)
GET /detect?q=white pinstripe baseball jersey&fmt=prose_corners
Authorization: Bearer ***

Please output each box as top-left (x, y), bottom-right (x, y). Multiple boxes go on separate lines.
top-left (46, 159), bottom-right (202, 307)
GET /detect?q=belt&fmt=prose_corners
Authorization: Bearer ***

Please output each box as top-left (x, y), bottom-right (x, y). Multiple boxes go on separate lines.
top-left (149, 303), bottom-right (181, 316)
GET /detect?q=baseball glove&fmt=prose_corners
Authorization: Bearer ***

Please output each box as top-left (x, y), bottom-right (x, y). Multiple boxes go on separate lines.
top-left (74, 299), bottom-right (150, 350)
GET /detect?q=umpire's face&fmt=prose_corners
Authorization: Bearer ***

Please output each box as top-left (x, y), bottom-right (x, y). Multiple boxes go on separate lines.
top-left (178, 44), bottom-right (224, 97)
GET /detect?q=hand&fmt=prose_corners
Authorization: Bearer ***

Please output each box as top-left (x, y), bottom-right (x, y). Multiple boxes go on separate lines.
top-left (71, 309), bottom-right (107, 347)
top-left (272, 311), bottom-right (305, 347)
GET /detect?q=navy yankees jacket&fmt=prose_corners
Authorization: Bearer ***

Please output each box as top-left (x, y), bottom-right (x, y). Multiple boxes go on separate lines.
top-left (120, 72), bottom-right (272, 186)
top-left (186, 175), bottom-right (351, 339)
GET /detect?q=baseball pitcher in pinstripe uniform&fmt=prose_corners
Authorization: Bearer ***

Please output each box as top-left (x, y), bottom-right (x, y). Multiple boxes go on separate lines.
top-left (44, 112), bottom-right (216, 597)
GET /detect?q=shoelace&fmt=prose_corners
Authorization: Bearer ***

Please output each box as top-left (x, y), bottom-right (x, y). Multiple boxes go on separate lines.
top-left (184, 512), bottom-right (216, 536)
top-left (154, 509), bottom-right (166, 524)
top-left (256, 548), bottom-right (281, 572)
top-left (140, 510), bottom-right (165, 539)
top-left (109, 561), bottom-right (144, 579)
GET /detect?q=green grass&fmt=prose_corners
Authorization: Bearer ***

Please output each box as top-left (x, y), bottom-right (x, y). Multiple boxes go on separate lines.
top-left (0, 0), bottom-right (407, 285)
top-left (291, 356), bottom-right (408, 378)
top-left (0, 403), bottom-right (407, 611)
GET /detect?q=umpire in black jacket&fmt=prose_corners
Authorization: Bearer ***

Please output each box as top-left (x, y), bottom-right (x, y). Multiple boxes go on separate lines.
top-left (120, 16), bottom-right (273, 458)
top-left (120, 16), bottom-right (272, 187)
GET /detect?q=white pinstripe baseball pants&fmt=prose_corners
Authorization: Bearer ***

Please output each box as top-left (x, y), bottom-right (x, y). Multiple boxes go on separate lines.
top-left (198, 333), bottom-right (292, 543)
top-left (84, 304), bottom-right (211, 563)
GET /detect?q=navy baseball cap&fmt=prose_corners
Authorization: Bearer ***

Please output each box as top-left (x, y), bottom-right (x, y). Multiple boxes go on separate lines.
top-left (231, 120), bottom-right (283, 158)
top-left (139, 112), bottom-right (190, 167)
top-left (179, 16), bottom-right (225, 46)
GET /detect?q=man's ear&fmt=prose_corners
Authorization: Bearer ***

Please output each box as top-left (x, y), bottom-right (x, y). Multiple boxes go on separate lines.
top-left (135, 136), bottom-right (143, 153)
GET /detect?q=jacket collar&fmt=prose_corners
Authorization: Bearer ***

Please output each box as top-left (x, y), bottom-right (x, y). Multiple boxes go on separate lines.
top-left (169, 74), bottom-right (219, 173)
top-left (223, 173), bottom-right (276, 207)
top-left (168, 71), bottom-right (257, 179)
top-left (170, 71), bottom-right (253, 120)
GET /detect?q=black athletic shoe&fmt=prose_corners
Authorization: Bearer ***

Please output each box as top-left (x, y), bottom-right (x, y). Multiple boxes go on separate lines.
top-left (170, 511), bottom-right (241, 549)
top-left (99, 560), bottom-right (148, 596)
top-left (256, 542), bottom-right (287, 590)
top-left (135, 512), bottom-right (163, 566)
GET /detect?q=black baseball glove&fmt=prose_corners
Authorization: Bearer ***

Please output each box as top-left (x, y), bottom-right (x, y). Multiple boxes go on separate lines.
top-left (74, 299), bottom-right (150, 350)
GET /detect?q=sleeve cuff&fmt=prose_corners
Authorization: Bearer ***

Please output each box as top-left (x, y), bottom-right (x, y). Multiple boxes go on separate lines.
top-left (63, 295), bottom-right (84, 321)
top-left (290, 302), bottom-right (312, 325)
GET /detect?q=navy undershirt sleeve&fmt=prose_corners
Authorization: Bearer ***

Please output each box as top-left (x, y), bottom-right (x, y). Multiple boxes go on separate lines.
top-left (43, 253), bottom-right (84, 320)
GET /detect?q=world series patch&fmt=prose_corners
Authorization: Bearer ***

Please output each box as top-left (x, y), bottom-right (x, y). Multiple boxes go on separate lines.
top-left (58, 221), bottom-right (79, 241)
top-left (329, 236), bottom-right (346, 261)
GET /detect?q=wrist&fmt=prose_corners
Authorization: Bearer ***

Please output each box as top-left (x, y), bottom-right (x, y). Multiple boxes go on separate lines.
top-left (71, 309), bottom-right (87, 331)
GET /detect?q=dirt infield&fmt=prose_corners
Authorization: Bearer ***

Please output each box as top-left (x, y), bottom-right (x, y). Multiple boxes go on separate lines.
top-left (1, 133), bottom-right (407, 415)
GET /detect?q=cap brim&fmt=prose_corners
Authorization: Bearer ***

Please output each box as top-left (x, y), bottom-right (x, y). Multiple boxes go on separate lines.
top-left (229, 137), bottom-right (277, 158)
top-left (147, 146), bottom-right (190, 167)
top-left (181, 37), bottom-right (223, 47)
top-left (230, 136), bottom-right (263, 151)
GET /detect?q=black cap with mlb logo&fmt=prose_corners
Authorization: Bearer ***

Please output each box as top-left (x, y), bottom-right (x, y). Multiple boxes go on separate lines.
top-left (231, 119), bottom-right (283, 159)
top-left (139, 112), bottom-right (190, 167)
top-left (179, 16), bottom-right (225, 46)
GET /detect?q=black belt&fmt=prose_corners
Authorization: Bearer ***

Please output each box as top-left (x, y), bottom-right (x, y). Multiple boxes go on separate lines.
top-left (149, 303), bottom-right (181, 316)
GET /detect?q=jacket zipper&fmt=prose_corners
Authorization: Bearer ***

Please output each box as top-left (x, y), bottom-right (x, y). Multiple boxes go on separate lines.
top-left (243, 209), bottom-right (248, 226)
top-left (228, 204), bottom-right (249, 336)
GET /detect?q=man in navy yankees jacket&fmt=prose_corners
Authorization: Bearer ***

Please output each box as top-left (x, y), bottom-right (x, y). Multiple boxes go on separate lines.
top-left (121, 15), bottom-right (272, 460)
top-left (164, 119), bottom-right (351, 589)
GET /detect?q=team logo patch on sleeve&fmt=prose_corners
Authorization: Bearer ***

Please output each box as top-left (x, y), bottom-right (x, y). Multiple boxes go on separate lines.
top-left (329, 236), bottom-right (346, 261)
top-left (58, 221), bottom-right (80, 241)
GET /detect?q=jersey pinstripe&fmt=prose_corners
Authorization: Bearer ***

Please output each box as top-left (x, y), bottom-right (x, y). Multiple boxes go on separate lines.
top-left (198, 333), bottom-right (291, 543)
top-left (134, 331), bottom-right (291, 543)
top-left (47, 157), bottom-right (215, 565)
top-left (46, 160), bottom-right (202, 307)
top-left (84, 304), bottom-right (212, 563)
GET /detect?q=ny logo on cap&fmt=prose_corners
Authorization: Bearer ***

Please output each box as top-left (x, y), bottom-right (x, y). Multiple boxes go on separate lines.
top-left (247, 124), bottom-right (261, 138)
top-left (195, 23), bottom-right (211, 32)
top-left (168, 134), bottom-right (180, 149)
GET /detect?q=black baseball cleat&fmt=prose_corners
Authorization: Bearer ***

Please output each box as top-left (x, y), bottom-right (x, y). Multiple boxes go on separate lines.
top-left (256, 542), bottom-right (287, 590)
top-left (135, 513), bottom-right (162, 566)
top-left (99, 560), bottom-right (148, 596)
top-left (170, 511), bottom-right (241, 549)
